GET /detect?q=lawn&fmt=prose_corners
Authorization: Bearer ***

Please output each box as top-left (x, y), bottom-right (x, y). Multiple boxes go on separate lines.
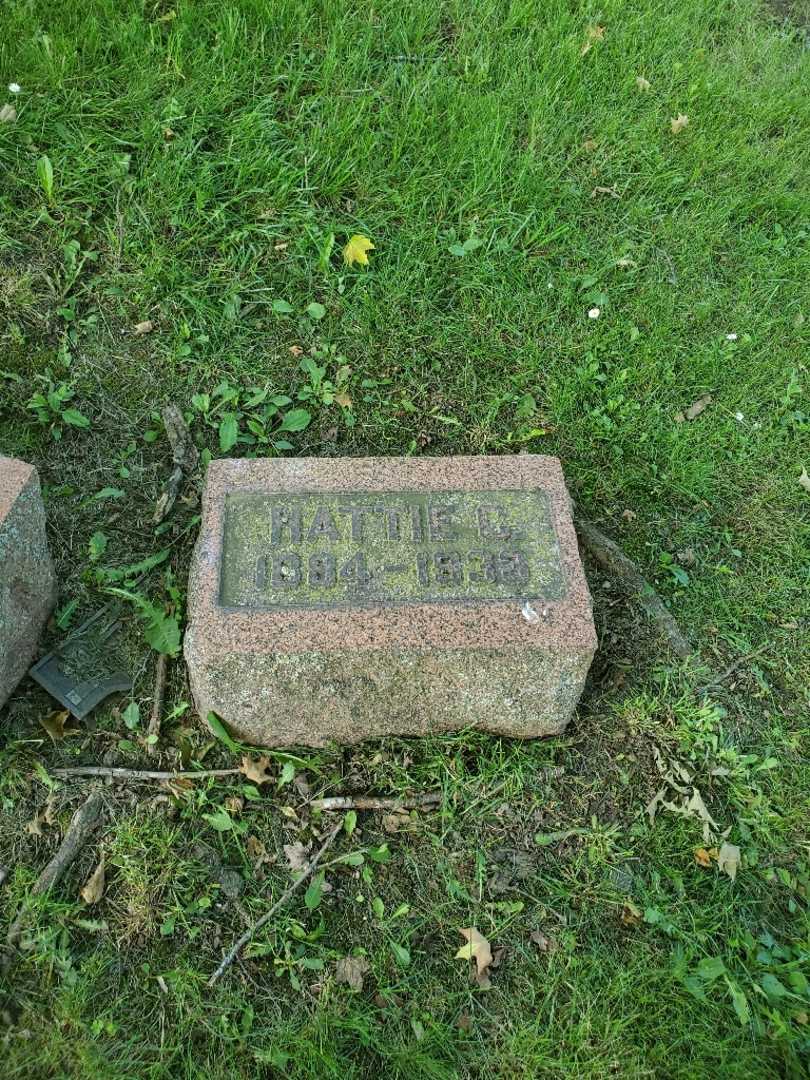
top-left (1, 0), bottom-right (809, 1076)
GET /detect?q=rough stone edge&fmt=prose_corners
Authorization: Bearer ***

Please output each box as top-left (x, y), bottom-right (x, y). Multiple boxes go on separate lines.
top-left (185, 642), bottom-right (591, 748)
top-left (0, 457), bottom-right (57, 710)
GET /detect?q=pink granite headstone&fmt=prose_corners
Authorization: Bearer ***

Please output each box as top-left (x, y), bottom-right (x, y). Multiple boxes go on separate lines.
top-left (184, 455), bottom-right (596, 747)
top-left (0, 457), bottom-right (56, 709)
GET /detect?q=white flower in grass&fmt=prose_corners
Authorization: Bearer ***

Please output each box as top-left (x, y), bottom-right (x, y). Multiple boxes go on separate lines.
top-left (8, 83), bottom-right (21, 94)
top-left (588, 306), bottom-right (601, 319)
top-left (726, 333), bottom-right (737, 341)
top-left (734, 411), bottom-right (744, 422)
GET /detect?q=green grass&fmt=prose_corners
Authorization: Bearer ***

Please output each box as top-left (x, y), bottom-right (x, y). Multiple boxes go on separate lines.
top-left (1, 0), bottom-right (809, 1076)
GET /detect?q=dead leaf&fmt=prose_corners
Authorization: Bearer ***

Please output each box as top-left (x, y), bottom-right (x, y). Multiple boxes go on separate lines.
top-left (335, 956), bottom-right (370, 991)
top-left (581, 25), bottom-right (605, 55)
top-left (26, 811), bottom-right (45, 837)
top-left (284, 841), bottom-right (310, 873)
top-left (717, 842), bottom-right (741, 882)
top-left (38, 710), bottom-right (76, 743)
top-left (133, 320), bottom-right (154, 336)
top-left (334, 391), bottom-right (352, 409)
top-left (165, 776), bottom-right (194, 799)
top-left (240, 754), bottom-right (272, 785)
top-left (685, 394), bottom-right (712, 420)
top-left (0, 103), bottom-right (17, 124)
top-left (676, 394), bottom-right (712, 423)
top-left (224, 796), bottom-right (244, 814)
top-left (636, 76), bottom-right (651, 91)
top-left (246, 835), bottom-right (269, 863)
top-left (343, 234), bottom-right (374, 268)
top-left (591, 186), bottom-right (620, 199)
top-left (670, 113), bottom-right (689, 135)
top-left (456, 927), bottom-right (493, 987)
top-left (246, 835), bottom-right (272, 879)
top-left (163, 128), bottom-right (175, 141)
top-left (289, 345), bottom-right (303, 357)
top-left (621, 900), bottom-right (642, 926)
top-left (383, 810), bottom-right (413, 834)
top-left (80, 856), bottom-right (106, 905)
top-left (582, 138), bottom-right (598, 152)
top-left (695, 842), bottom-right (712, 868)
top-left (530, 929), bottom-right (552, 951)
top-left (456, 1012), bottom-right (472, 1032)
top-left (687, 788), bottom-right (718, 838)
top-left (622, 508), bottom-right (637, 521)
top-left (799, 467), bottom-right (810, 494)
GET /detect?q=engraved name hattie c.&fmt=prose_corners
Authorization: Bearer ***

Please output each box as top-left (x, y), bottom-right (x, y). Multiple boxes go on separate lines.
top-left (219, 490), bottom-right (566, 610)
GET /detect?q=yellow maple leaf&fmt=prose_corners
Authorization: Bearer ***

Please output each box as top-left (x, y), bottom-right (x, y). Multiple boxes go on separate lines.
top-left (670, 113), bottom-right (689, 135)
top-left (343, 234), bottom-right (374, 267)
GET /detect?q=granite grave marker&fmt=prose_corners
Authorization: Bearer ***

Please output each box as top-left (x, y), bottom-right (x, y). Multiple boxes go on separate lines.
top-left (184, 456), bottom-right (596, 747)
top-left (0, 456), bottom-right (56, 710)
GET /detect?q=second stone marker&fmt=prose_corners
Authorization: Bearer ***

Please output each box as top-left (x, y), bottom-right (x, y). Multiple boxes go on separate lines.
top-left (184, 455), bottom-right (596, 747)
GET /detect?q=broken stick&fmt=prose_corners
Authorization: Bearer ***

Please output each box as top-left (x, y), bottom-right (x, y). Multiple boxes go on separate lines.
top-left (153, 404), bottom-right (199, 524)
top-left (146, 652), bottom-right (169, 757)
top-left (51, 766), bottom-right (241, 781)
top-left (4, 790), bottom-right (104, 960)
top-left (310, 793), bottom-right (442, 812)
top-left (575, 517), bottom-right (694, 660)
top-left (697, 643), bottom-right (769, 695)
top-left (208, 821), bottom-right (342, 986)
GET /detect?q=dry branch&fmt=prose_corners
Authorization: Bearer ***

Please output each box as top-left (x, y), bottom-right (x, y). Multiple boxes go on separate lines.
top-left (208, 822), bottom-right (342, 986)
top-left (697, 643), bottom-right (769, 694)
top-left (4, 791), bottom-right (104, 959)
top-left (311, 793), bottom-right (442, 812)
top-left (52, 766), bottom-right (241, 781)
top-left (153, 404), bottom-right (199, 524)
top-left (146, 652), bottom-right (169, 757)
top-left (575, 517), bottom-right (693, 659)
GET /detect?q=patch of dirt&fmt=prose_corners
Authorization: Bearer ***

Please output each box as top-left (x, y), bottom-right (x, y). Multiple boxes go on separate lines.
top-left (762, 0), bottom-right (810, 30)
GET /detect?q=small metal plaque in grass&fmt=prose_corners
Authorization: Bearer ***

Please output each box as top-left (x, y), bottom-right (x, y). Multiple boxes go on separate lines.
top-left (29, 606), bottom-right (132, 720)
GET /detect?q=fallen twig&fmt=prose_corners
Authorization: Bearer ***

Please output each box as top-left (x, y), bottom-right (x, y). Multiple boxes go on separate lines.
top-left (208, 822), bottom-right (342, 986)
top-left (51, 766), bottom-right (242, 781)
top-left (575, 517), bottom-right (694, 659)
top-left (153, 404), bottom-right (199, 524)
top-left (311, 793), bottom-right (442, 812)
top-left (4, 791), bottom-right (104, 961)
top-left (146, 653), bottom-right (169, 757)
top-left (697, 643), bottom-right (770, 695)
